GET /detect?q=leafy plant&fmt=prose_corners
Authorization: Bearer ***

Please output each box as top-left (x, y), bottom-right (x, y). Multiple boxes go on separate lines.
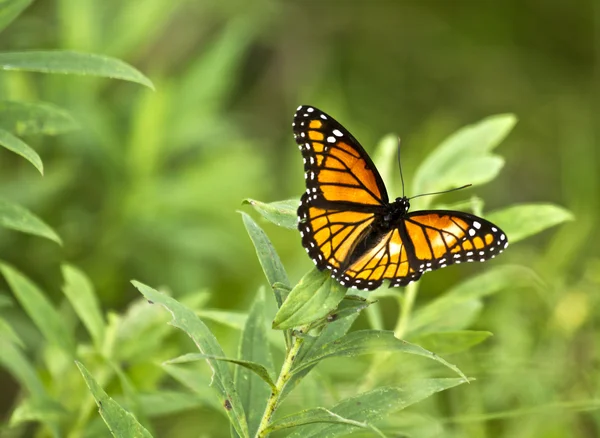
top-left (69, 114), bottom-right (568, 437)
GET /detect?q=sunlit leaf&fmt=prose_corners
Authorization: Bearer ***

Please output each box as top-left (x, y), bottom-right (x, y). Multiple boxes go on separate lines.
top-left (0, 0), bottom-right (32, 32)
top-left (0, 51), bottom-right (154, 89)
top-left (273, 269), bottom-right (347, 330)
top-left (0, 100), bottom-right (78, 136)
top-left (0, 197), bottom-right (62, 244)
top-left (76, 361), bottom-right (153, 438)
top-left (1, 263), bottom-right (74, 353)
top-left (488, 203), bottom-right (574, 244)
top-left (61, 264), bottom-right (106, 350)
top-left (294, 330), bottom-right (466, 380)
top-left (0, 128), bottom-right (43, 174)
top-left (411, 330), bottom-right (493, 355)
top-left (413, 114), bottom-right (516, 207)
top-left (285, 378), bottom-right (468, 437)
top-left (244, 198), bottom-right (297, 230)
top-left (131, 281), bottom-right (249, 437)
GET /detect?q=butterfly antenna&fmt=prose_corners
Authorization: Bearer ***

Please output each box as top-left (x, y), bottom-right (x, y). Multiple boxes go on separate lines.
top-left (409, 184), bottom-right (472, 200)
top-left (397, 137), bottom-right (405, 198)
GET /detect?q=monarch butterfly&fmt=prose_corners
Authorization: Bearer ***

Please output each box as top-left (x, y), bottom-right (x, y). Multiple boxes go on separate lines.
top-left (293, 105), bottom-right (508, 291)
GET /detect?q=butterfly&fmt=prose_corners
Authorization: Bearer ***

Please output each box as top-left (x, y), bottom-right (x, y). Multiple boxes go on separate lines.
top-left (292, 105), bottom-right (508, 291)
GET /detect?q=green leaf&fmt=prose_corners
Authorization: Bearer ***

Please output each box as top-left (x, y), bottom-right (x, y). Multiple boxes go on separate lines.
top-left (281, 312), bottom-right (361, 401)
top-left (487, 203), bottom-right (574, 244)
top-left (0, 317), bottom-right (23, 347)
top-left (166, 353), bottom-right (276, 393)
top-left (0, 339), bottom-right (46, 398)
top-left (76, 361), bottom-right (153, 438)
top-left (131, 281), bottom-right (249, 438)
top-left (0, 0), bottom-right (32, 33)
top-left (241, 211), bottom-right (290, 307)
top-left (285, 378), bottom-right (468, 437)
top-left (160, 364), bottom-right (222, 412)
top-left (138, 391), bottom-right (211, 417)
top-left (294, 330), bottom-right (467, 380)
top-left (410, 299), bottom-right (483, 335)
top-left (0, 128), bottom-right (43, 174)
top-left (265, 407), bottom-right (385, 437)
top-left (408, 265), bottom-right (540, 336)
top-left (411, 330), bottom-right (493, 355)
top-left (273, 269), bottom-right (347, 330)
top-left (196, 309), bottom-right (248, 330)
top-left (0, 100), bottom-right (78, 136)
top-left (10, 397), bottom-right (67, 428)
top-left (413, 114), bottom-right (516, 207)
top-left (236, 288), bottom-right (275, 436)
top-left (313, 295), bottom-right (373, 328)
top-left (0, 51), bottom-right (154, 90)
top-left (61, 264), bottom-right (106, 350)
top-left (0, 197), bottom-right (62, 244)
top-left (244, 198), bottom-right (298, 230)
top-left (0, 262), bottom-right (75, 353)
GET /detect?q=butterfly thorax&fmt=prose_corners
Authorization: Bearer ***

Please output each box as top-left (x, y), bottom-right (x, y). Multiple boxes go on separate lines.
top-left (381, 197), bottom-right (410, 230)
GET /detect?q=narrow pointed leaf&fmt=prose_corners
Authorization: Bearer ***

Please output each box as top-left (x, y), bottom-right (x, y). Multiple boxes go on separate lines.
top-left (236, 289), bottom-right (274, 436)
top-left (411, 330), bottom-right (493, 355)
top-left (76, 361), bottom-right (153, 438)
top-left (273, 269), bottom-right (347, 330)
top-left (0, 198), bottom-right (62, 244)
top-left (0, 339), bottom-right (46, 397)
top-left (1, 263), bottom-right (74, 353)
top-left (10, 398), bottom-right (67, 428)
top-left (0, 100), bottom-right (78, 136)
top-left (244, 198), bottom-right (297, 230)
top-left (409, 265), bottom-right (540, 336)
top-left (241, 211), bottom-right (290, 307)
top-left (166, 353), bottom-right (276, 392)
top-left (138, 391), bottom-right (211, 417)
top-left (294, 330), bottom-right (466, 380)
top-left (61, 264), bottom-right (105, 350)
top-left (265, 407), bottom-right (385, 437)
top-left (286, 378), bottom-right (468, 437)
top-left (0, 0), bottom-right (32, 32)
top-left (487, 203), bottom-right (574, 243)
top-left (0, 128), bottom-right (43, 174)
top-left (132, 281), bottom-right (249, 437)
top-left (0, 51), bottom-right (154, 89)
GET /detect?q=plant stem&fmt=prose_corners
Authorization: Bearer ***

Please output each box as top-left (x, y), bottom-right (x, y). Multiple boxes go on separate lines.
top-left (359, 282), bottom-right (420, 392)
top-left (394, 281), bottom-right (419, 339)
top-left (254, 330), bottom-right (305, 438)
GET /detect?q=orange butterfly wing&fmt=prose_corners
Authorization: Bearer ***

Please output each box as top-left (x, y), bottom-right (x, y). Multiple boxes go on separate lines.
top-left (293, 105), bottom-right (508, 291)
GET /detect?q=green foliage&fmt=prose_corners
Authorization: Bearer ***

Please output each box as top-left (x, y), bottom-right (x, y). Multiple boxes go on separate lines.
top-left (0, 2), bottom-right (595, 438)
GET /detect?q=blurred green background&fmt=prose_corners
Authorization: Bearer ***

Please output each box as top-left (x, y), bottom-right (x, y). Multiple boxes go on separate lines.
top-left (0, 0), bottom-right (597, 437)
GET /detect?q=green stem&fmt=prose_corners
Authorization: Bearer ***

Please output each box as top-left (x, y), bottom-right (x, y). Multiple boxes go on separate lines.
top-left (394, 281), bottom-right (419, 339)
top-left (359, 282), bottom-right (420, 392)
top-left (255, 330), bottom-right (305, 438)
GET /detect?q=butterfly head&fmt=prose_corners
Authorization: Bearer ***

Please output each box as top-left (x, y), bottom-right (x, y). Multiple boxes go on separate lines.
top-left (382, 196), bottom-right (410, 225)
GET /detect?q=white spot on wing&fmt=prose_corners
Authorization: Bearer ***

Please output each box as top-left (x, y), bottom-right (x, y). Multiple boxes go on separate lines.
top-left (473, 221), bottom-right (481, 229)
top-left (468, 228), bottom-right (476, 236)
top-left (332, 129), bottom-right (343, 137)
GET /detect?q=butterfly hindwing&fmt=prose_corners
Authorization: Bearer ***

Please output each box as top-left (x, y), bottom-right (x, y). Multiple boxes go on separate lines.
top-left (403, 210), bottom-right (508, 270)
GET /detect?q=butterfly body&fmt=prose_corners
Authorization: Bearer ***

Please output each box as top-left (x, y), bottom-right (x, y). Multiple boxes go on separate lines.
top-left (293, 105), bottom-right (507, 291)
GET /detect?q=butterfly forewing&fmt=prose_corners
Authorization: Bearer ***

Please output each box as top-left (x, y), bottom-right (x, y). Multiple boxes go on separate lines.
top-left (293, 105), bottom-right (388, 207)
